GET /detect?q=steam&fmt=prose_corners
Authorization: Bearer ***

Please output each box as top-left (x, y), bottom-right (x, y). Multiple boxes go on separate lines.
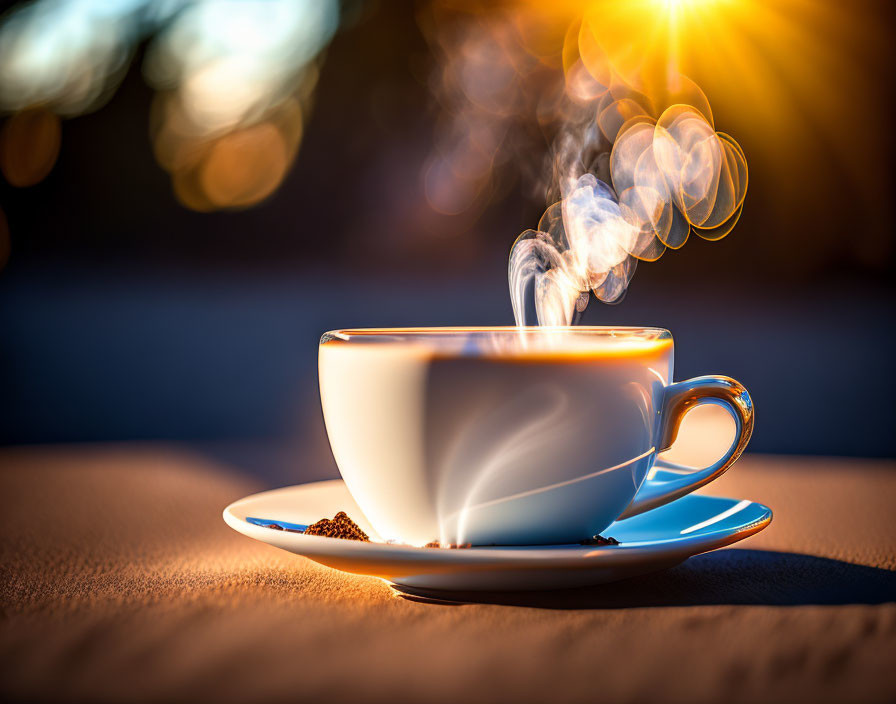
top-left (419, 4), bottom-right (748, 325)
top-left (511, 100), bottom-right (748, 325)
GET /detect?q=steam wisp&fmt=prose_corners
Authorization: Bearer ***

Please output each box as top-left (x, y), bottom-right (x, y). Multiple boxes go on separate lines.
top-left (510, 97), bottom-right (748, 325)
top-left (418, 3), bottom-right (749, 325)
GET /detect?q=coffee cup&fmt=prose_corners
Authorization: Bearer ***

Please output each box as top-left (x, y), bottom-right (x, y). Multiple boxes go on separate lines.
top-left (319, 327), bottom-right (753, 546)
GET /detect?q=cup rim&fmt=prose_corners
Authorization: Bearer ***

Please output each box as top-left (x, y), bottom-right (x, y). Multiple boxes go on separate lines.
top-left (322, 326), bottom-right (671, 338)
top-left (324, 325), bottom-right (671, 335)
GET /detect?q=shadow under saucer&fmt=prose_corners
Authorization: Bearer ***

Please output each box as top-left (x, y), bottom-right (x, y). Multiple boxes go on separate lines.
top-left (390, 548), bottom-right (896, 608)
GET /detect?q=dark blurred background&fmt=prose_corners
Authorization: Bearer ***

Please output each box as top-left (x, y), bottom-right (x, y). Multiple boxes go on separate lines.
top-left (0, 0), bottom-right (893, 484)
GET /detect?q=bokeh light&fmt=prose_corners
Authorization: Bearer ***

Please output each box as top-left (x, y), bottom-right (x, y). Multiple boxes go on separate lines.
top-left (0, 0), bottom-right (151, 116)
top-left (0, 107), bottom-right (61, 187)
top-left (423, 0), bottom-right (889, 311)
top-left (0, 0), bottom-right (339, 209)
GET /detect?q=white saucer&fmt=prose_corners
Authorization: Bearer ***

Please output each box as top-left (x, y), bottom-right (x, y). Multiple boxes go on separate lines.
top-left (223, 473), bottom-right (772, 592)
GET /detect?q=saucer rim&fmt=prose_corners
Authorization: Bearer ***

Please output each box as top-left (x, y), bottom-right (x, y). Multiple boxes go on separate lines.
top-left (223, 479), bottom-right (772, 565)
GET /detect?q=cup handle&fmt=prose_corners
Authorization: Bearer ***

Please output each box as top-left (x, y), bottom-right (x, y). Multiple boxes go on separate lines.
top-left (617, 375), bottom-right (754, 520)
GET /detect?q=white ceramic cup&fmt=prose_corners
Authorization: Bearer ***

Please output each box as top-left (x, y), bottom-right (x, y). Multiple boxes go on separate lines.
top-left (319, 327), bottom-right (753, 547)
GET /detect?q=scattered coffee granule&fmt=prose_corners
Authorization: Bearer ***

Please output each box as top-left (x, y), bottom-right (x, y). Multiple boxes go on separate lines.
top-left (303, 511), bottom-right (370, 541)
top-left (423, 540), bottom-right (471, 549)
top-left (264, 523), bottom-right (305, 534)
top-left (580, 535), bottom-right (619, 546)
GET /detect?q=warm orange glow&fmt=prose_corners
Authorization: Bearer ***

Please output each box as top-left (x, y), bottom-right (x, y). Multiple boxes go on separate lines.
top-left (425, 0), bottom-right (885, 234)
top-left (152, 94), bottom-right (304, 211)
top-left (201, 124), bottom-right (289, 208)
top-left (0, 108), bottom-right (61, 187)
top-left (423, 1), bottom-right (761, 324)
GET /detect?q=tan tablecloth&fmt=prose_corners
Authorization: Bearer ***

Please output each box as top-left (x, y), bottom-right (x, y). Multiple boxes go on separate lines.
top-left (1, 444), bottom-right (894, 703)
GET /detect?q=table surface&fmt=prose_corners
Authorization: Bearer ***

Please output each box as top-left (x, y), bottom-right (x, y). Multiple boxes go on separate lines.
top-left (1, 440), bottom-right (894, 704)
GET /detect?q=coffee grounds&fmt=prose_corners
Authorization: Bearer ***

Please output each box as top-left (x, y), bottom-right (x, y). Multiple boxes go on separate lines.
top-left (269, 518), bottom-right (615, 547)
top-left (303, 511), bottom-right (370, 541)
top-left (580, 535), bottom-right (620, 546)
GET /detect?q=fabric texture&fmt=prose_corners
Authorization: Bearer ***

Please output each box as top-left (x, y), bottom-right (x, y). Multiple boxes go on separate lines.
top-left (1, 444), bottom-right (894, 703)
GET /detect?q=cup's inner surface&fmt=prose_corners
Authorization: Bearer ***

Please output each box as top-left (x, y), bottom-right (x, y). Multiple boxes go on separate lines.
top-left (319, 327), bottom-right (675, 546)
top-left (320, 327), bottom-right (672, 359)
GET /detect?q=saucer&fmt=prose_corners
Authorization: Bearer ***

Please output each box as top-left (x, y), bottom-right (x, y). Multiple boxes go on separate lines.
top-left (223, 472), bottom-right (772, 592)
